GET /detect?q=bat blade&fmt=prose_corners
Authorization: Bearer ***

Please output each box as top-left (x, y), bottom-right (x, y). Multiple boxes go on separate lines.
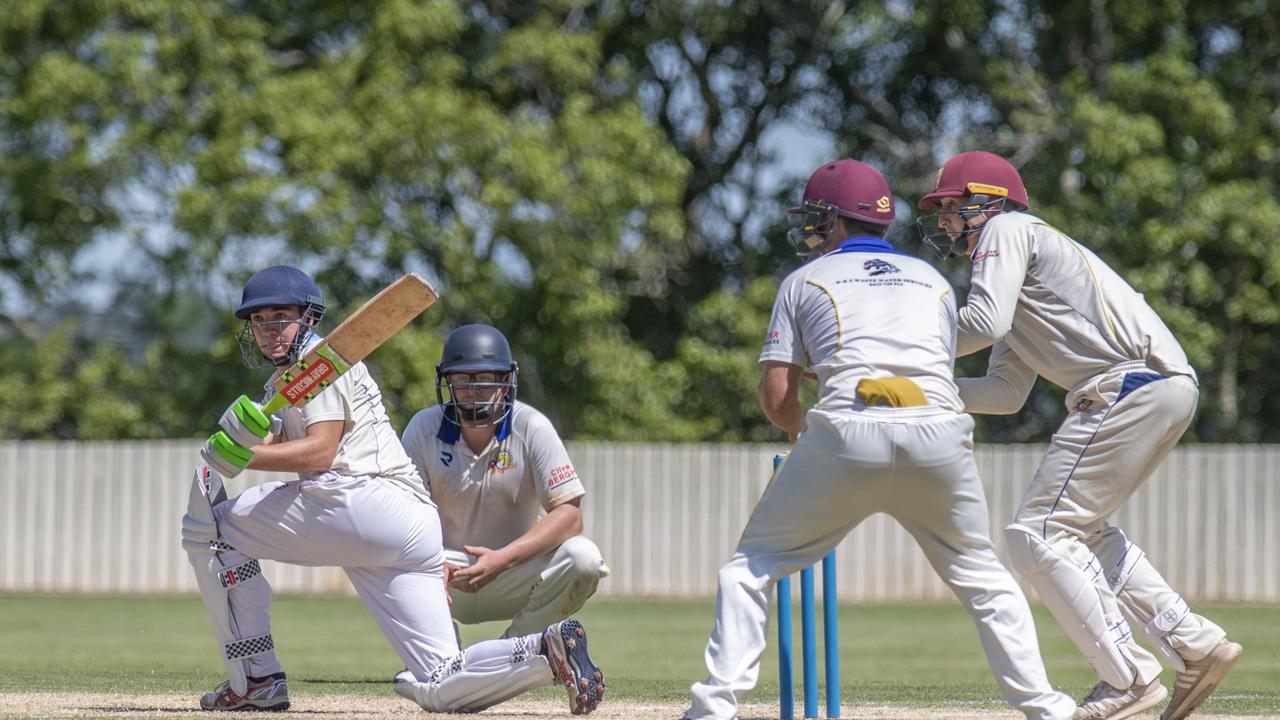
top-left (262, 273), bottom-right (438, 414)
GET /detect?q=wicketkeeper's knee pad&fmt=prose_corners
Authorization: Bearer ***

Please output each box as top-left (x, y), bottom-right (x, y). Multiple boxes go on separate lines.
top-left (1004, 524), bottom-right (1138, 689)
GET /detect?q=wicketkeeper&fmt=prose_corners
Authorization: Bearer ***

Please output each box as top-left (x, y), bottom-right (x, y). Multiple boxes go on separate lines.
top-left (918, 151), bottom-right (1241, 720)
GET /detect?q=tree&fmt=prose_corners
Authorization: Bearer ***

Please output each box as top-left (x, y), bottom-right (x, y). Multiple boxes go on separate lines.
top-left (1, 0), bottom-right (692, 439)
top-left (3, 0), bottom-right (1279, 442)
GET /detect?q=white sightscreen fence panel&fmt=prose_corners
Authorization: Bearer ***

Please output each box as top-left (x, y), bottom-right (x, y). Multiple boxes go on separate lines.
top-left (0, 442), bottom-right (348, 595)
top-left (1, 441), bottom-right (1276, 601)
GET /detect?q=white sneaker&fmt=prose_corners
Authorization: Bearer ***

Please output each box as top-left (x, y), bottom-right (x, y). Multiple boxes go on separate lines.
top-left (542, 618), bottom-right (605, 715)
top-left (1160, 640), bottom-right (1242, 720)
top-left (1074, 679), bottom-right (1168, 720)
top-left (199, 672), bottom-right (290, 712)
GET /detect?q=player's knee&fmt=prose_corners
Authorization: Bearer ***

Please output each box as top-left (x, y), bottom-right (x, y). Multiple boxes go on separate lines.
top-left (559, 536), bottom-right (604, 582)
top-left (182, 511), bottom-right (217, 555)
top-left (1003, 523), bottom-right (1047, 575)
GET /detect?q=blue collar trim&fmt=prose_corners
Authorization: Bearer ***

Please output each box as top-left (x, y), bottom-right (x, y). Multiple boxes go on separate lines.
top-left (435, 401), bottom-right (514, 445)
top-left (829, 236), bottom-right (906, 256)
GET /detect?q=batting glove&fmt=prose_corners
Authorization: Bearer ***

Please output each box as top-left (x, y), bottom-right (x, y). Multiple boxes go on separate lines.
top-left (218, 394), bottom-right (272, 449)
top-left (201, 431), bottom-right (254, 478)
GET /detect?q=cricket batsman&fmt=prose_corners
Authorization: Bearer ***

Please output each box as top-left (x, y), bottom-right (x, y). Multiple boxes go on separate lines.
top-left (182, 265), bottom-right (604, 714)
top-left (917, 151), bottom-right (1241, 720)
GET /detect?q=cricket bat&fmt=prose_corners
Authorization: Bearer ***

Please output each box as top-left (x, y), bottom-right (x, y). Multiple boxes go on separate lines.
top-left (261, 273), bottom-right (438, 414)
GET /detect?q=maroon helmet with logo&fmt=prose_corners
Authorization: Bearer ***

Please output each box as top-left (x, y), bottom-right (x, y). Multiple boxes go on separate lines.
top-left (787, 159), bottom-right (895, 256)
top-left (917, 151), bottom-right (1029, 210)
top-left (916, 151), bottom-right (1029, 258)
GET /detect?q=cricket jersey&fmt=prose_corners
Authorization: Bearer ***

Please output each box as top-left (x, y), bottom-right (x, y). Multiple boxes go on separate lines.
top-left (400, 401), bottom-right (586, 551)
top-left (759, 236), bottom-right (964, 414)
top-left (264, 334), bottom-right (429, 501)
top-left (955, 212), bottom-right (1196, 412)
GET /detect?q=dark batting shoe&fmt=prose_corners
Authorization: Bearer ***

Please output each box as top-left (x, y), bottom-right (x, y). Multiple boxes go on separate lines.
top-left (542, 618), bottom-right (605, 715)
top-left (200, 672), bottom-right (290, 712)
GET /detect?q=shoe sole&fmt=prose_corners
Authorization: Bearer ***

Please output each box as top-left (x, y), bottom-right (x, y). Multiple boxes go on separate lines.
top-left (1111, 684), bottom-right (1168, 720)
top-left (201, 700), bottom-right (290, 712)
top-left (1161, 642), bottom-right (1242, 720)
top-left (556, 619), bottom-right (605, 715)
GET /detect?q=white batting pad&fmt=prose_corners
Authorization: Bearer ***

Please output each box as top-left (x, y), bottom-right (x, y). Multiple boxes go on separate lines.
top-left (182, 462), bottom-right (269, 696)
top-left (1005, 525), bottom-right (1136, 689)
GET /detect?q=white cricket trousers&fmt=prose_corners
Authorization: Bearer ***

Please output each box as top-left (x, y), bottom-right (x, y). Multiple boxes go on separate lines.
top-left (687, 406), bottom-right (1076, 720)
top-left (213, 474), bottom-right (459, 680)
top-left (1013, 363), bottom-right (1225, 685)
top-left (445, 535), bottom-right (607, 637)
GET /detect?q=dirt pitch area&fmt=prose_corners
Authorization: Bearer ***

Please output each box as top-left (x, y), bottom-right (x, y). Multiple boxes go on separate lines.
top-left (1, 694), bottom-right (1276, 720)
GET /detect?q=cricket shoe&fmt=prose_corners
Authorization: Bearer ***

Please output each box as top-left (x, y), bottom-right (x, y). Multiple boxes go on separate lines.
top-left (1073, 678), bottom-right (1167, 720)
top-left (542, 618), bottom-right (605, 714)
top-left (1160, 640), bottom-right (1242, 720)
top-left (200, 672), bottom-right (290, 711)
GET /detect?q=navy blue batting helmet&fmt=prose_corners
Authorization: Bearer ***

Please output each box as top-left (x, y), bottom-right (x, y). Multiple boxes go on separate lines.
top-left (235, 266), bottom-right (326, 320)
top-left (234, 266), bottom-right (326, 368)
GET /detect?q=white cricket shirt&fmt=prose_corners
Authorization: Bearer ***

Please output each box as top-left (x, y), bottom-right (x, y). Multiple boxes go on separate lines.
top-left (955, 212), bottom-right (1196, 413)
top-left (264, 334), bottom-right (429, 501)
top-left (400, 401), bottom-right (586, 551)
top-left (759, 236), bottom-right (964, 414)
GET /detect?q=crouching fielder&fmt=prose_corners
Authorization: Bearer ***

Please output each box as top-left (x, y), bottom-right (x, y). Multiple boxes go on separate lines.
top-left (685, 161), bottom-right (1076, 720)
top-left (183, 265), bottom-right (604, 714)
top-left (918, 151), bottom-right (1240, 720)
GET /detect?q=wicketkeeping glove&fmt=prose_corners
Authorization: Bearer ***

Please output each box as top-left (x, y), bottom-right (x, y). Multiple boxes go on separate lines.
top-left (200, 431), bottom-right (254, 478)
top-left (218, 394), bottom-right (273, 449)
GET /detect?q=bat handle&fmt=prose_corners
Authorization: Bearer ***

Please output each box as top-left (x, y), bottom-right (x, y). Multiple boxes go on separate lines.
top-left (261, 393), bottom-right (288, 416)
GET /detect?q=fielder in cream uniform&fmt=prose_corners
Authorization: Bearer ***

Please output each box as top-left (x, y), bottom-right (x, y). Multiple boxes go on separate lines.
top-left (918, 151), bottom-right (1240, 720)
top-left (402, 324), bottom-right (608, 638)
top-left (684, 160), bottom-right (1076, 720)
top-left (187, 267), bottom-right (605, 715)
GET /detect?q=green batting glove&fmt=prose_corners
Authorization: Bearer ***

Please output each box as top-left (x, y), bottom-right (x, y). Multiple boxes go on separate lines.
top-left (218, 394), bottom-right (272, 448)
top-left (200, 431), bottom-right (254, 478)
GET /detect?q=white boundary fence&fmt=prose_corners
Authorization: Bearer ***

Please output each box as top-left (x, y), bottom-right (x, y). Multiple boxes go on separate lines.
top-left (1, 441), bottom-right (1276, 601)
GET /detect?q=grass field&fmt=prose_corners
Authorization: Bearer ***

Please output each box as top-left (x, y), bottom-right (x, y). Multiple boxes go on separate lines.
top-left (0, 595), bottom-right (1276, 718)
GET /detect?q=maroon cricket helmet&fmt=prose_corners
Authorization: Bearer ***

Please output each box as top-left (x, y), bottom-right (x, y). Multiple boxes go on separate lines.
top-left (917, 151), bottom-right (1030, 210)
top-left (790, 159), bottom-right (895, 225)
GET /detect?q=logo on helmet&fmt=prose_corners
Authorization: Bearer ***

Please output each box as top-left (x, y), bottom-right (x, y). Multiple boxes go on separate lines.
top-left (875, 196), bottom-right (891, 213)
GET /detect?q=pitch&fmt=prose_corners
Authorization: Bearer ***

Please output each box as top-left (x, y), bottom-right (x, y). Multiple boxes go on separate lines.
top-left (1, 596), bottom-right (1276, 718)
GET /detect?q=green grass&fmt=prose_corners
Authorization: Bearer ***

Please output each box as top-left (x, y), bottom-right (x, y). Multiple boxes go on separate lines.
top-left (1, 595), bottom-right (1277, 714)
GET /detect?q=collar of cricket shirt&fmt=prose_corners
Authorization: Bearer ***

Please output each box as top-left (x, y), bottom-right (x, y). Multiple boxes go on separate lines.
top-left (828, 236), bottom-right (908, 256)
top-left (435, 402), bottom-right (515, 446)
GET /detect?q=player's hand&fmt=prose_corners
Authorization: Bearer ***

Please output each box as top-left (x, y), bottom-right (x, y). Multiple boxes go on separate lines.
top-left (449, 545), bottom-right (508, 592)
top-left (218, 395), bottom-right (272, 449)
top-left (200, 431), bottom-right (253, 478)
top-left (442, 562), bottom-right (460, 605)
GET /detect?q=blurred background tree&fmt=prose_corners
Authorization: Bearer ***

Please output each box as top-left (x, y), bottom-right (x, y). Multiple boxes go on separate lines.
top-left (2, 0), bottom-right (1277, 442)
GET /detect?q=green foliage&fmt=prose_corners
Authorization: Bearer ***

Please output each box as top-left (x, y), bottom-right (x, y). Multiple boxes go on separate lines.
top-left (2, 1), bottom-right (1279, 441)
